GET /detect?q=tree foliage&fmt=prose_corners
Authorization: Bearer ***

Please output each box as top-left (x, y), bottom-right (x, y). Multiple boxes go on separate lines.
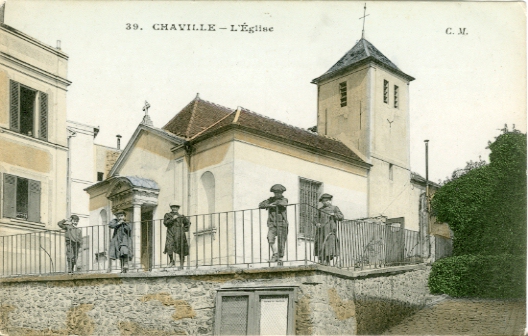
top-left (431, 127), bottom-right (527, 256)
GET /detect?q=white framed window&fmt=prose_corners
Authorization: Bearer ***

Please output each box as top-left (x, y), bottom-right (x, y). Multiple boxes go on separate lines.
top-left (9, 80), bottom-right (49, 140)
top-left (383, 80), bottom-right (389, 104)
top-left (339, 81), bottom-right (347, 107)
top-left (215, 287), bottom-right (296, 335)
top-left (2, 174), bottom-right (41, 222)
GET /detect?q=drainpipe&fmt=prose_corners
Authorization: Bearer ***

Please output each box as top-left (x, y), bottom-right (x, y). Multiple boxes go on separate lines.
top-left (66, 128), bottom-right (77, 217)
top-left (184, 141), bottom-right (194, 216)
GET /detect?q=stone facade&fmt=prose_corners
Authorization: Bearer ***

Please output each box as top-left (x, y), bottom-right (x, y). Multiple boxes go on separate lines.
top-left (0, 265), bottom-right (431, 335)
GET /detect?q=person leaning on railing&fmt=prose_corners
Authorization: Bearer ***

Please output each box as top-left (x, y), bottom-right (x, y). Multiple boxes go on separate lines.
top-left (259, 184), bottom-right (289, 264)
top-left (57, 215), bottom-right (82, 273)
top-left (314, 193), bottom-right (344, 266)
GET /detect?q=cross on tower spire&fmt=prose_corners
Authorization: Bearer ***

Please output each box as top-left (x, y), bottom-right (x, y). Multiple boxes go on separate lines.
top-left (359, 3), bottom-right (369, 39)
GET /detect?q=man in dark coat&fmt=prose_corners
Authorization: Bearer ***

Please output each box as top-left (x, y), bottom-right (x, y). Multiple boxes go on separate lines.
top-left (57, 215), bottom-right (82, 273)
top-left (314, 193), bottom-right (344, 265)
top-left (108, 210), bottom-right (133, 273)
top-left (259, 184), bottom-right (288, 263)
top-left (163, 202), bottom-right (191, 268)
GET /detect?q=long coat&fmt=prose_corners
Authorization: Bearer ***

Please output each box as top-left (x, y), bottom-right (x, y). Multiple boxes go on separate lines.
top-left (259, 197), bottom-right (289, 227)
top-left (314, 205), bottom-right (344, 260)
top-left (163, 212), bottom-right (191, 256)
top-left (108, 219), bottom-right (133, 260)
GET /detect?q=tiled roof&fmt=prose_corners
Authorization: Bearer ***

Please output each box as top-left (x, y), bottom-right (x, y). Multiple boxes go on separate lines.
top-left (312, 38), bottom-right (414, 83)
top-left (162, 96), bottom-right (232, 138)
top-left (163, 97), bottom-right (368, 165)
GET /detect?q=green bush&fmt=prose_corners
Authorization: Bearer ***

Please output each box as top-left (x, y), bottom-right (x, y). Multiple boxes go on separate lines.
top-left (429, 254), bottom-right (526, 299)
top-left (431, 129), bottom-right (526, 256)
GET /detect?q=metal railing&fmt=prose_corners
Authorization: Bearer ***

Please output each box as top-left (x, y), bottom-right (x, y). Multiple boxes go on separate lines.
top-left (0, 204), bottom-right (448, 277)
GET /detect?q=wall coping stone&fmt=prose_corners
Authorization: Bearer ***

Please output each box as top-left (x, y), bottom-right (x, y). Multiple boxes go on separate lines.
top-left (0, 263), bottom-right (427, 284)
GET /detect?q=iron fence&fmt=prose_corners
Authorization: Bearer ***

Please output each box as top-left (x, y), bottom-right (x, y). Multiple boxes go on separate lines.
top-left (0, 204), bottom-right (448, 277)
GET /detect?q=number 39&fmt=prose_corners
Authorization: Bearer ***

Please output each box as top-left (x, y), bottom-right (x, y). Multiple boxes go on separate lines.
top-left (126, 23), bottom-right (139, 30)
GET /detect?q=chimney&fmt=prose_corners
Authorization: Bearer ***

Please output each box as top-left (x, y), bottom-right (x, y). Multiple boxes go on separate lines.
top-left (116, 134), bottom-right (122, 150)
top-left (56, 40), bottom-right (61, 50)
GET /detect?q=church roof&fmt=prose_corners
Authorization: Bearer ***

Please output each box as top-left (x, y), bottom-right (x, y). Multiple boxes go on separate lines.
top-left (163, 96), bottom-right (368, 166)
top-left (162, 95), bottom-right (232, 138)
top-left (312, 38), bottom-right (414, 84)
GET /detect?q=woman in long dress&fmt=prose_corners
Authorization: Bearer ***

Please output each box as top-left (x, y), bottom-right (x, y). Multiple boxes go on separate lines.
top-left (109, 210), bottom-right (133, 273)
top-left (314, 193), bottom-right (344, 265)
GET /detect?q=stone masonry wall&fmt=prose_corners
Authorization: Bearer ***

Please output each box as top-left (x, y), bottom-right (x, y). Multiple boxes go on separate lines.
top-left (0, 265), bottom-right (430, 335)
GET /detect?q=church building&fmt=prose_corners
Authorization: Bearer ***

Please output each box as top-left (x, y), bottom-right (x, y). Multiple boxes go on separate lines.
top-left (84, 37), bottom-right (429, 270)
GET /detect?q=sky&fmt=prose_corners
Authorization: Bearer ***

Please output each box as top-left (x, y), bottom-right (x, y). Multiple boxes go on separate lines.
top-left (7, 0), bottom-right (526, 182)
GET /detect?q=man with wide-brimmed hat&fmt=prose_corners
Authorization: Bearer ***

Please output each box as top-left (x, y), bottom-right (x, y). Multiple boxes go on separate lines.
top-left (259, 184), bottom-right (289, 263)
top-left (57, 215), bottom-right (82, 273)
top-left (163, 202), bottom-right (191, 269)
top-left (314, 193), bottom-right (344, 265)
top-left (108, 209), bottom-right (133, 273)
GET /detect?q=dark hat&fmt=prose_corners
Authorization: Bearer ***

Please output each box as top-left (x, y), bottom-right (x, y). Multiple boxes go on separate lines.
top-left (270, 184), bottom-right (286, 193)
top-left (319, 193), bottom-right (333, 202)
top-left (114, 209), bottom-right (126, 216)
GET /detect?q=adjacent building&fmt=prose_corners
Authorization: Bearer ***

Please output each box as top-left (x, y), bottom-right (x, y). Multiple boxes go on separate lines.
top-left (0, 11), bottom-right (70, 236)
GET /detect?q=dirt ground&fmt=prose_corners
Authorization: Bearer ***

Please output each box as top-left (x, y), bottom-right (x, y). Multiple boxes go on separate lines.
top-left (382, 297), bottom-right (526, 335)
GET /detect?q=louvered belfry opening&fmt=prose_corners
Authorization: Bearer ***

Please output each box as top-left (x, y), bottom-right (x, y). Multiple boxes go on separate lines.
top-left (299, 177), bottom-right (322, 238)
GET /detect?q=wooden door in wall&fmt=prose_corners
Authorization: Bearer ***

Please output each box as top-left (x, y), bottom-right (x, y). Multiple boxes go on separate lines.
top-left (140, 210), bottom-right (153, 270)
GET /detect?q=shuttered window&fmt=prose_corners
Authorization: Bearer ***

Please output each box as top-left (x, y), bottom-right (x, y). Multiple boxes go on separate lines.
top-left (215, 289), bottom-right (295, 335)
top-left (2, 174), bottom-right (41, 223)
top-left (9, 80), bottom-right (48, 140)
top-left (39, 92), bottom-right (48, 140)
top-left (9, 80), bottom-right (19, 132)
top-left (299, 177), bottom-right (322, 238)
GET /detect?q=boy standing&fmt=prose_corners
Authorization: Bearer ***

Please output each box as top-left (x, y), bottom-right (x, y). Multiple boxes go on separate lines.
top-left (58, 215), bottom-right (82, 273)
top-left (259, 184), bottom-right (289, 264)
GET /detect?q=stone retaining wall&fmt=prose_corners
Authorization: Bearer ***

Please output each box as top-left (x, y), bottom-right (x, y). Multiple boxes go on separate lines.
top-left (0, 264), bottom-right (431, 335)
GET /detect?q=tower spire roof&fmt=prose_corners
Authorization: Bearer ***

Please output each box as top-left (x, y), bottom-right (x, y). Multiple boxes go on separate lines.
top-left (311, 38), bottom-right (414, 84)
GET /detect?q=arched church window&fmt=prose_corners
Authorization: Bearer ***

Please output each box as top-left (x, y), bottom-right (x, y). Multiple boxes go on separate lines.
top-left (200, 171), bottom-right (215, 214)
top-left (99, 209), bottom-right (107, 226)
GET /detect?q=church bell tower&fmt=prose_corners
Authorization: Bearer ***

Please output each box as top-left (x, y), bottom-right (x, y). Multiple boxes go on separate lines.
top-left (312, 37), bottom-right (415, 218)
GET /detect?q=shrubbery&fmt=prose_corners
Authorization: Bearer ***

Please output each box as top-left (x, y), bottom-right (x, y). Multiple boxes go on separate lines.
top-left (428, 254), bottom-right (526, 299)
top-left (431, 129), bottom-right (526, 256)
top-left (429, 127), bottom-right (526, 298)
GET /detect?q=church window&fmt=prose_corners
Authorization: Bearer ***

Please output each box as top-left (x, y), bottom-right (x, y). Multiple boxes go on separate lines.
top-left (299, 177), bottom-right (322, 238)
top-left (2, 174), bottom-right (41, 223)
top-left (215, 288), bottom-right (295, 335)
top-left (339, 81), bottom-right (347, 107)
top-left (394, 85), bottom-right (399, 108)
top-left (383, 80), bottom-right (389, 104)
top-left (97, 172), bottom-right (104, 181)
top-left (389, 164), bottom-right (394, 181)
top-left (9, 80), bottom-right (49, 140)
